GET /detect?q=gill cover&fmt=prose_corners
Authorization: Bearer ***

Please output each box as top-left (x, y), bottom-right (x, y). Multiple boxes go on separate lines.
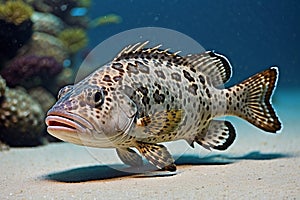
top-left (106, 91), bottom-right (137, 139)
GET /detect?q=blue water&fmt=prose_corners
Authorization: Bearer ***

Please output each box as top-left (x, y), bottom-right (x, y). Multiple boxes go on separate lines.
top-left (88, 0), bottom-right (300, 88)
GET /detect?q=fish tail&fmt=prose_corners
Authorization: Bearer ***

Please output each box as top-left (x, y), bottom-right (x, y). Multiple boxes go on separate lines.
top-left (227, 67), bottom-right (282, 133)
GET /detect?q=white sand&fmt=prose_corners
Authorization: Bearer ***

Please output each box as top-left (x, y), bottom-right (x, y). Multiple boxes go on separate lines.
top-left (1, 90), bottom-right (299, 199)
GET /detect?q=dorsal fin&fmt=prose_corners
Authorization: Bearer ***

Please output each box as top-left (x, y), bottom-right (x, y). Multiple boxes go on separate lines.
top-left (113, 41), bottom-right (182, 62)
top-left (184, 51), bottom-right (232, 87)
top-left (114, 41), bottom-right (149, 60)
top-left (114, 43), bottom-right (232, 87)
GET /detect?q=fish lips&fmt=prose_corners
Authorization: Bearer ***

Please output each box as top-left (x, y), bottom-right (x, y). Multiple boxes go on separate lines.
top-left (45, 110), bottom-right (94, 136)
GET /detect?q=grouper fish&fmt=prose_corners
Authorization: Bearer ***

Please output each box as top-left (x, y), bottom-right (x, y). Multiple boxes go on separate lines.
top-left (45, 42), bottom-right (282, 171)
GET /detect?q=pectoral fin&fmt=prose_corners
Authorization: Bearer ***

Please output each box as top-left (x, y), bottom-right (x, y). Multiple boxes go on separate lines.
top-left (195, 120), bottom-right (236, 150)
top-left (136, 109), bottom-right (183, 136)
top-left (135, 142), bottom-right (176, 171)
top-left (116, 148), bottom-right (143, 167)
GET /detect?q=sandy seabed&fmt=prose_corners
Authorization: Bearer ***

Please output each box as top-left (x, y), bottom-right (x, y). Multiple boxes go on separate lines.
top-left (1, 90), bottom-right (299, 199)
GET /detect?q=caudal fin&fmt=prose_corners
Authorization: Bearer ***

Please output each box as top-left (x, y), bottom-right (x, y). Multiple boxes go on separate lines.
top-left (230, 67), bottom-right (282, 133)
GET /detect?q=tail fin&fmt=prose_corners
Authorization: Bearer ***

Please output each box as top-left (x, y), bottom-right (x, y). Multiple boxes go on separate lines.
top-left (229, 67), bottom-right (282, 133)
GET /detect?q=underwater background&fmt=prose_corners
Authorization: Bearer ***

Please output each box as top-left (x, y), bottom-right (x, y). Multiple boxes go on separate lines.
top-left (89, 0), bottom-right (300, 88)
top-left (0, 0), bottom-right (299, 147)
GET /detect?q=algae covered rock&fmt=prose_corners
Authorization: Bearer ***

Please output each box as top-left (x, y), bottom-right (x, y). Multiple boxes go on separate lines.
top-left (0, 74), bottom-right (5, 97)
top-left (0, 0), bottom-right (33, 25)
top-left (29, 87), bottom-right (55, 112)
top-left (0, 76), bottom-right (45, 146)
top-left (0, 55), bottom-right (63, 88)
top-left (58, 28), bottom-right (88, 54)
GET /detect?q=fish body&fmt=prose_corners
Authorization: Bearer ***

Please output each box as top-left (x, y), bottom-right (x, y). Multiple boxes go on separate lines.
top-left (46, 42), bottom-right (281, 171)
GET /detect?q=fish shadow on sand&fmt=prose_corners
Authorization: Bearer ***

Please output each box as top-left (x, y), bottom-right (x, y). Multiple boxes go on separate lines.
top-left (43, 151), bottom-right (290, 182)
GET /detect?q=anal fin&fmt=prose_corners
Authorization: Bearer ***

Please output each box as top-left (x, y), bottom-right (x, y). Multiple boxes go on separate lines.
top-left (195, 120), bottom-right (236, 151)
top-left (116, 148), bottom-right (143, 167)
top-left (135, 142), bottom-right (176, 171)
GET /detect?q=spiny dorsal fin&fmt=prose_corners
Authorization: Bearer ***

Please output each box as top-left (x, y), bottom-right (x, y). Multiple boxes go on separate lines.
top-left (114, 43), bottom-right (231, 87)
top-left (114, 41), bottom-right (182, 62)
top-left (184, 51), bottom-right (232, 87)
top-left (114, 41), bottom-right (149, 61)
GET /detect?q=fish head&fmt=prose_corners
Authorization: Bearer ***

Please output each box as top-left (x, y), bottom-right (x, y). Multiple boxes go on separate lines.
top-left (45, 74), bottom-right (137, 147)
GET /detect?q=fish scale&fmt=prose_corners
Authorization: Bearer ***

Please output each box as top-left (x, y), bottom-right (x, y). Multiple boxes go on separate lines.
top-left (45, 41), bottom-right (282, 172)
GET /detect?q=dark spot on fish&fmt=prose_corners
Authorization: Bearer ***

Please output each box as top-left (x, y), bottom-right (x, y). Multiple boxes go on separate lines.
top-left (166, 104), bottom-right (170, 110)
top-left (136, 61), bottom-right (150, 74)
top-left (103, 75), bottom-right (112, 82)
top-left (171, 96), bottom-right (175, 102)
top-left (79, 101), bottom-right (86, 107)
top-left (198, 74), bottom-right (205, 84)
top-left (190, 67), bottom-right (196, 73)
top-left (103, 90), bottom-right (108, 96)
top-left (113, 76), bottom-right (122, 82)
top-left (126, 63), bottom-right (139, 74)
top-left (183, 70), bottom-right (195, 82)
top-left (142, 96), bottom-right (150, 105)
top-left (106, 97), bottom-right (112, 102)
top-left (138, 86), bottom-right (148, 96)
top-left (178, 90), bottom-right (182, 99)
top-left (154, 82), bottom-right (162, 90)
top-left (153, 90), bottom-right (165, 104)
top-left (112, 63), bottom-right (125, 73)
top-left (154, 70), bottom-right (166, 79)
top-left (205, 88), bottom-right (211, 98)
top-left (171, 72), bottom-right (182, 82)
top-left (188, 83), bottom-right (198, 95)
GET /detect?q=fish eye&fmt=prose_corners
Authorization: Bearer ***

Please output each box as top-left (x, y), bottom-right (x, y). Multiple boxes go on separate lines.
top-left (94, 91), bottom-right (104, 107)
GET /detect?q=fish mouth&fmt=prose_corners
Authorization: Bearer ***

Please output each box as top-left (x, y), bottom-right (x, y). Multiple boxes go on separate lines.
top-left (45, 110), bottom-right (94, 136)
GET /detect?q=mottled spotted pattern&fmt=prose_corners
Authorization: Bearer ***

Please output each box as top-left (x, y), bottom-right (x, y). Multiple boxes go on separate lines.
top-left (46, 42), bottom-right (282, 171)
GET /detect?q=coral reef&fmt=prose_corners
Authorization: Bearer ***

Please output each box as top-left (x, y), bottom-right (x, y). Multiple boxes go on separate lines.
top-left (28, 87), bottom-right (55, 113)
top-left (26, 0), bottom-right (89, 28)
top-left (0, 0), bottom-right (33, 25)
top-left (0, 76), bottom-right (44, 147)
top-left (89, 14), bottom-right (122, 28)
top-left (0, 0), bottom-right (123, 148)
top-left (0, 73), bottom-right (5, 97)
top-left (28, 87), bottom-right (60, 142)
top-left (42, 0), bottom-right (77, 20)
top-left (31, 12), bottom-right (64, 36)
top-left (20, 31), bottom-right (69, 63)
top-left (58, 28), bottom-right (88, 54)
top-left (50, 68), bottom-right (75, 93)
top-left (0, 55), bottom-right (63, 88)
top-left (0, 1), bottom-right (34, 60)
